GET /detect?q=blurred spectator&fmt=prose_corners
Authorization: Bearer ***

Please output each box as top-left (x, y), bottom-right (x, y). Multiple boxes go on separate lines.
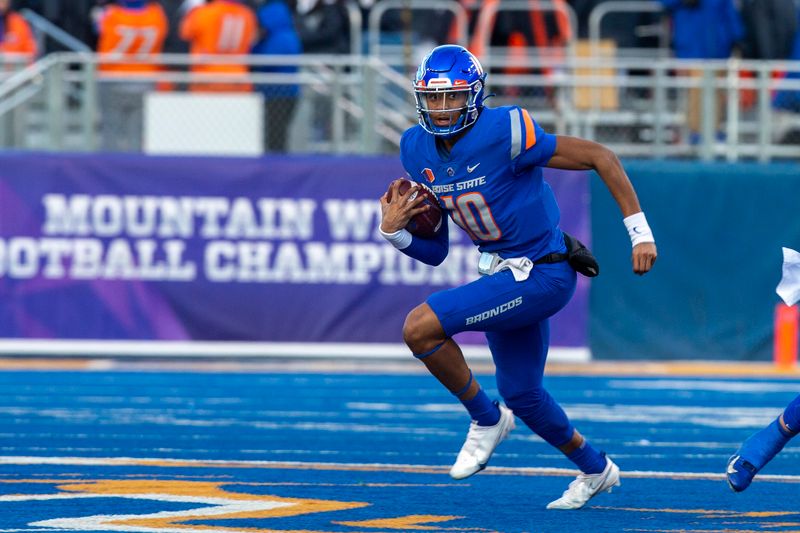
top-left (0, 0), bottom-right (36, 58)
top-left (444, 0), bottom-right (478, 47)
top-left (180, 0), bottom-right (257, 92)
top-left (772, 7), bottom-right (800, 142)
top-left (95, 0), bottom-right (168, 151)
top-left (660, 0), bottom-right (743, 59)
top-left (740, 0), bottom-right (797, 61)
top-left (163, 0), bottom-right (257, 53)
top-left (366, 0), bottom-right (446, 52)
top-left (529, 0), bottom-right (572, 49)
top-left (568, 0), bottom-right (661, 48)
top-left (96, 0), bottom-right (168, 74)
top-left (294, 0), bottom-right (348, 144)
top-left (160, 0), bottom-right (190, 52)
top-left (252, 0), bottom-right (301, 152)
top-left (444, 0), bottom-right (572, 58)
top-left (660, 0), bottom-right (743, 144)
top-left (462, 0), bottom-right (572, 102)
top-left (296, 0), bottom-right (348, 55)
top-left (15, 0), bottom-right (95, 52)
top-left (568, 0), bottom-right (599, 39)
top-left (737, 0), bottom-right (796, 115)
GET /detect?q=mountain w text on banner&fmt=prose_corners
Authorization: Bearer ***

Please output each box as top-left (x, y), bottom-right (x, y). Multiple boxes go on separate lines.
top-left (0, 153), bottom-right (589, 346)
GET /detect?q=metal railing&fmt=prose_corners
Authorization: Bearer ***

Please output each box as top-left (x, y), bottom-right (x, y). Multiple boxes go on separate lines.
top-left (588, 1), bottom-right (668, 57)
top-left (488, 54), bottom-right (800, 161)
top-left (0, 51), bottom-right (799, 160)
top-left (344, 1), bottom-right (364, 56)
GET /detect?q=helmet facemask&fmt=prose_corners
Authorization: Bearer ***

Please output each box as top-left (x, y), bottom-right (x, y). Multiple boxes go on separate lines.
top-left (414, 80), bottom-right (483, 137)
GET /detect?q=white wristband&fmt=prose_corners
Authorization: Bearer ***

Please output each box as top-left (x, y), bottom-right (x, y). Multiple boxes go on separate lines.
top-left (623, 212), bottom-right (655, 248)
top-left (380, 227), bottom-right (413, 250)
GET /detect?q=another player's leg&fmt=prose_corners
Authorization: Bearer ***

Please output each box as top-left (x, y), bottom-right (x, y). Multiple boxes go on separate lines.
top-left (727, 394), bottom-right (800, 492)
top-left (403, 303), bottom-right (514, 480)
top-left (487, 320), bottom-right (619, 510)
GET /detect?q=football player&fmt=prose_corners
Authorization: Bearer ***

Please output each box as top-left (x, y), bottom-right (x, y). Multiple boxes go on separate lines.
top-left (727, 249), bottom-right (800, 492)
top-left (379, 44), bottom-right (657, 509)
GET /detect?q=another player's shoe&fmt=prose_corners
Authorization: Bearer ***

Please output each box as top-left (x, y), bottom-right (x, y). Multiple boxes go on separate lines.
top-left (726, 454), bottom-right (759, 492)
top-left (727, 418), bottom-right (792, 493)
top-left (546, 455), bottom-right (620, 510)
top-left (449, 402), bottom-right (515, 480)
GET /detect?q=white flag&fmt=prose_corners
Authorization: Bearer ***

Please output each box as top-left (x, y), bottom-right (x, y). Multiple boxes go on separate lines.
top-left (776, 247), bottom-right (800, 306)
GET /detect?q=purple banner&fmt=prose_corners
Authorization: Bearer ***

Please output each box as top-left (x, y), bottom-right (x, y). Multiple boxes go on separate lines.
top-left (0, 153), bottom-right (589, 346)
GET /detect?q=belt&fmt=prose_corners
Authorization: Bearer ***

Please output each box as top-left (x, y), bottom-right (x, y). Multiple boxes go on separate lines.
top-left (477, 251), bottom-right (567, 281)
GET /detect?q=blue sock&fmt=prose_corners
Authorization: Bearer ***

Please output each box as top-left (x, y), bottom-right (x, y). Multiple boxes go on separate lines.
top-left (739, 418), bottom-right (791, 469)
top-left (461, 389), bottom-right (500, 426)
top-left (567, 440), bottom-right (607, 474)
top-left (782, 394), bottom-right (800, 435)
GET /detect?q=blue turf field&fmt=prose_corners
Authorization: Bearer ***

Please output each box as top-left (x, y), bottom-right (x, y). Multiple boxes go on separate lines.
top-left (0, 364), bottom-right (798, 532)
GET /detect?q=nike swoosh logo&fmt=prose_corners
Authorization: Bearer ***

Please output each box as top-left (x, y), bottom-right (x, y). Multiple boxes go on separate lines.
top-left (632, 225), bottom-right (643, 234)
top-left (727, 456), bottom-right (739, 475)
top-left (467, 163), bottom-right (480, 173)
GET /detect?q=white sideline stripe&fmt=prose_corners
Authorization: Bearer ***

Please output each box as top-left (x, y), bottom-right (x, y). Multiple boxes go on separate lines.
top-left (609, 379), bottom-right (800, 392)
top-left (0, 455), bottom-right (798, 483)
top-left (0, 339), bottom-right (590, 362)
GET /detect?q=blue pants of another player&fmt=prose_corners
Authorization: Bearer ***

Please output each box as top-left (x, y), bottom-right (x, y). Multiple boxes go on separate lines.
top-left (727, 394), bottom-right (800, 492)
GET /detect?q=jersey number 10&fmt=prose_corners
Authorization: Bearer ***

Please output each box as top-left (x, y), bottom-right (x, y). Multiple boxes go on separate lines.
top-left (441, 193), bottom-right (502, 241)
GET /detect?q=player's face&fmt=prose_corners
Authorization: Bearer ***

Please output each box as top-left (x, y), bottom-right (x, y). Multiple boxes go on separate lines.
top-left (424, 90), bottom-right (469, 128)
top-left (0, 0), bottom-right (9, 13)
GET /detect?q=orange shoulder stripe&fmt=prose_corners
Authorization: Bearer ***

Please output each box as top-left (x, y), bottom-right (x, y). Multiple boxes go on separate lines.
top-left (522, 109), bottom-right (536, 149)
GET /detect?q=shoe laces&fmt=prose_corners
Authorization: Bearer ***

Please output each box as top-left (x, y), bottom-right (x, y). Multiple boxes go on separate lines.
top-left (462, 419), bottom-right (498, 453)
top-left (562, 473), bottom-right (598, 501)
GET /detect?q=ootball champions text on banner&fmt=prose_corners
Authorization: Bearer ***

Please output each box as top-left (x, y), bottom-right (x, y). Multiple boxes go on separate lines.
top-left (0, 153), bottom-right (589, 348)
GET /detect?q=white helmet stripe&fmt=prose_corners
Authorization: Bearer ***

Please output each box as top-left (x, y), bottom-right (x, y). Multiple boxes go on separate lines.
top-left (467, 50), bottom-right (484, 75)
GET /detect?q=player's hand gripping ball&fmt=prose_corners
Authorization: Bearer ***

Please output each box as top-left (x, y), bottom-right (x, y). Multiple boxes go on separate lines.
top-left (385, 178), bottom-right (442, 238)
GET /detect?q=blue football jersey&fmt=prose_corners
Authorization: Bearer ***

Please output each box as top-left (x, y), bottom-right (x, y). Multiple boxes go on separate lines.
top-left (400, 105), bottom-right (564, 260)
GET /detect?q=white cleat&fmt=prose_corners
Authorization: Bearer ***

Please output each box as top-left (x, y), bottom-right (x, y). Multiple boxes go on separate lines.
top-left (449, 403), bottom-right (515, 480)
top-left (546, 456), bottom-right (621, 510)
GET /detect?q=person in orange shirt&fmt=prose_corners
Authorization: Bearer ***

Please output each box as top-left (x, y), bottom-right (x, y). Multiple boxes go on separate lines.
top-left (179, 0), bottom-right (257, 92)
top-left (0, 0), bottom-right (37, 61)
top-left (96, 0), bottom-right (168, 75)
top-left (95, 0), bottom-right (169, 151)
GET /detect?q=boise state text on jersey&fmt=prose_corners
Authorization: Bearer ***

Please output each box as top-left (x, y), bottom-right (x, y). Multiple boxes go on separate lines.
top-left (400, 105), bottom-right (565, 261)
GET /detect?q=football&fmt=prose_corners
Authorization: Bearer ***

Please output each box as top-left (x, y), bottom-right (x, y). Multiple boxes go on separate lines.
top-left (386, 178), bottom-right (443, 238)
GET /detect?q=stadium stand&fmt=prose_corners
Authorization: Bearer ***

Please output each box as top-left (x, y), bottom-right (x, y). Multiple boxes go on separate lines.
top-left (0, 0), bottom-right (798, 159)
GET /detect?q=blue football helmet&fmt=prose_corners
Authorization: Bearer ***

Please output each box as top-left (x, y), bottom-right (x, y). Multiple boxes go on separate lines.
top-left (414, 45), bottom-right (487, 137)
